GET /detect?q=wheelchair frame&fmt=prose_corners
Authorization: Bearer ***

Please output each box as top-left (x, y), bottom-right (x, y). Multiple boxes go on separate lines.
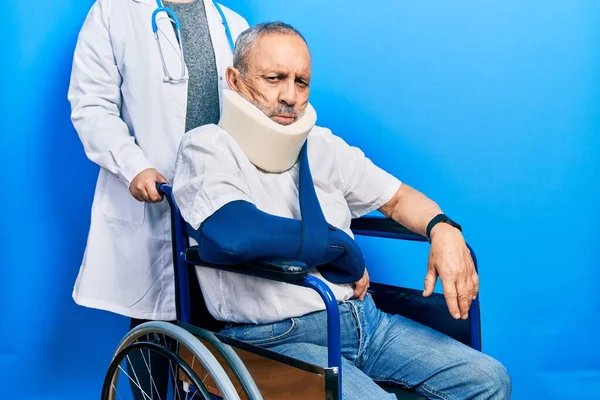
top-left (103, 183), bottom-right (482, 400)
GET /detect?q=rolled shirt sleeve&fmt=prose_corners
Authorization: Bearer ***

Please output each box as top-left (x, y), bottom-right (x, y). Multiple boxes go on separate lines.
top-left (329, 132), bottom-right (402, 217)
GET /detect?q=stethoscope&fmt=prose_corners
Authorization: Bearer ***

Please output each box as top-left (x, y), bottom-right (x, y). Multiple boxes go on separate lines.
top-left (151, 0), bottom-right (235, 83)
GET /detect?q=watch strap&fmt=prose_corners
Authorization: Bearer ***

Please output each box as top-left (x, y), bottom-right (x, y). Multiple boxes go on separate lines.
top-left (426, 214), bottom-right (462, 242)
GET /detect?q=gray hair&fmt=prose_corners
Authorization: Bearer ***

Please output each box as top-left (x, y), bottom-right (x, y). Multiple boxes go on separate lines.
top-left (233, 22), bottom-right (308, 77)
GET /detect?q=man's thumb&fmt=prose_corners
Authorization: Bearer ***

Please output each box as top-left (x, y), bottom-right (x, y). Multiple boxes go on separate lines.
top-left (423, 269), bottom-right (438, 297)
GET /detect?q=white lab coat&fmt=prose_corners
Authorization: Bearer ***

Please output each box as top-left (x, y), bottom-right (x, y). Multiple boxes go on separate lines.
top-left (67, 0), bottom-right (249, 320)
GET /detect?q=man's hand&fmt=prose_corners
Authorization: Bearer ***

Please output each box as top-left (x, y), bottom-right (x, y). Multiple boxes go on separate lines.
top-left (353, 268), bottom-right (370, 301)
top-left (423, 224), bottom-right (479, 320)
top-left (129, 168), bottom-right (168, 203)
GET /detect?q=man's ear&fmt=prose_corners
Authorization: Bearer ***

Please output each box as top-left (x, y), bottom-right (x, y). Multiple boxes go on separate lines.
top-left (225, 66), bottom-right (241, 91)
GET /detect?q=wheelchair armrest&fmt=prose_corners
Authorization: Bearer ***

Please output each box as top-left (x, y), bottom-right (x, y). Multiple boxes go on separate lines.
top-left (350, 216), bottom-right (427, 242)
top-left (185, 246), bottom-right (310, 283)
top-left (351, 216), bottom-right (479, 270)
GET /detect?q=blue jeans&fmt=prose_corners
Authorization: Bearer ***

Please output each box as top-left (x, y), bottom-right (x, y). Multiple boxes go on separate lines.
top-left (219, 294), bottom-right (511, 400)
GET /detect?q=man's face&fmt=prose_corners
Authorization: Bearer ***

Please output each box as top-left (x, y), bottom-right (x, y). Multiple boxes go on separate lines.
top-left (227, 33), bottom-right (311, 125)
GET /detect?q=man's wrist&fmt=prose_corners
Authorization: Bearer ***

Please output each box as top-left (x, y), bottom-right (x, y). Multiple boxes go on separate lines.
top-left (426, 214), bottom-right (462, 242)
top-left (429, 222), bottom-right (459, 241)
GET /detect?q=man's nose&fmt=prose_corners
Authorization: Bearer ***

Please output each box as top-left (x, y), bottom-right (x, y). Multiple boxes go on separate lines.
top-left (278, 80), bottom-right (297, 106)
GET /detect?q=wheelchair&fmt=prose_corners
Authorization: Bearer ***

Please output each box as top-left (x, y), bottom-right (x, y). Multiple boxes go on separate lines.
top-left (101, 183), bottom-right (482, 400)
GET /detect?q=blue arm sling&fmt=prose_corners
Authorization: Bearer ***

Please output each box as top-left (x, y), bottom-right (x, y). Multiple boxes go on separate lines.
top-left (187, 142), bottom-right (366, 284)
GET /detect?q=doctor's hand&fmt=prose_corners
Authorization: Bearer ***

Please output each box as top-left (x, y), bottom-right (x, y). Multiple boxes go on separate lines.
top-left (129, 168), bottom-right (168, 203)
top-left (423, 224), bottom-right (479, 320)
top-left (352, 268), bottom-right (370, 301)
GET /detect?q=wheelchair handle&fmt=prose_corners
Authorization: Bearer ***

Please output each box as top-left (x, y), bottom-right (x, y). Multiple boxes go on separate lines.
top-left (156, 181), bottom-right (169, 195)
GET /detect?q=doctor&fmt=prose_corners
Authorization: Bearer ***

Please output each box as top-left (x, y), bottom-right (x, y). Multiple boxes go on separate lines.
top-left (67, 0), bottom-right (248, 397)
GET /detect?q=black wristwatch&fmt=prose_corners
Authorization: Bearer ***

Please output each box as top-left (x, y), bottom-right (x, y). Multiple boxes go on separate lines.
top-left (425, 214), bottom-right (462, 242)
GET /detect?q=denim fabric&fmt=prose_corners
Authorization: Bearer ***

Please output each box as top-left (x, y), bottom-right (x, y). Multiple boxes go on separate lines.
top-left (220, 294), bottom-right (511, 400)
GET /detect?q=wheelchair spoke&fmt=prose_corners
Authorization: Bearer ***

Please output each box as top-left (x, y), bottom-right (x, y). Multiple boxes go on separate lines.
top-left (111, 384), bottom-right (124, 400)
top-left (189, 353), bottom-right (210, 390)
top-left (119, 362), bottom-right (153, 400)
top-left (170, 360), bottom-right (183, 400)
top-left (201, 370), bottom-right (210, 386)
top-left (125, 355), bottom-right (151, 399)
top-left (138, 345), bottom-right (163, 400)
top-left (187, 386), bottom-right (199, 400)
top-left (148, 348), bottom-right (153, 398)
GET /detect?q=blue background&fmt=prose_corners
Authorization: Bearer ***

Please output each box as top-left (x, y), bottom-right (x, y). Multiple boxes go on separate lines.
top-left (1, 0), bottom-right (599, 399)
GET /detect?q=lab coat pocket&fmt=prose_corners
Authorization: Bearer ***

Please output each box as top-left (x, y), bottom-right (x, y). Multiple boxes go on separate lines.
top-left (100, 172), bottom-right (146, 226)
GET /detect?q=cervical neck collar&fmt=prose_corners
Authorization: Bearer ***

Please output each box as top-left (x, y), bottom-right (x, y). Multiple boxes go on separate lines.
top-left (218, 90), bottom-right (317, 172)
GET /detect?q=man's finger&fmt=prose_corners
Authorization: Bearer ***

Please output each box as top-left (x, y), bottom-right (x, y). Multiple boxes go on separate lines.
top-left (359, 287), bottom-right (367, 301)
top-left (354, 282), bottom-right (366, 299)
top-left (361, 282), bottom-right (368, 300)
top-left (456, 280), bottom-right (472, 319)
top-left (362, 270), bottom-right (370, 300)
top-left (353, 287), bottom-right (362, 300)
top-left (354, 280), bottom-right (368, 300)
top-left (359, 286), bottom-right (366, 300)
top-left (353, 284), bottom-right (360, 298)
top-left (441, 280), bottom-right (461, 319)
top-left (471, 270), bottom-right (480, 300)
top-left (423, 268), bottom-right (438, 297)
top-left (468, 250), bottom-right (479, 299)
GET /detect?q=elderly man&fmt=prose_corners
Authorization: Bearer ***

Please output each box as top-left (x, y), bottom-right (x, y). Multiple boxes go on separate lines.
top-left (172, 22), bottom-right (511, 400)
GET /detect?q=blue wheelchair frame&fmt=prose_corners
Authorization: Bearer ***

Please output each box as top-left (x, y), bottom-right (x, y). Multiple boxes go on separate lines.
top-left (158, 183), bottom-right (481, 399)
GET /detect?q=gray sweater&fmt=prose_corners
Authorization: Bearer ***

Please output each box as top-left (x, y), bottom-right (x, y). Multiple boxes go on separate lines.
top-left (165, 0), bottom-right (220, 132)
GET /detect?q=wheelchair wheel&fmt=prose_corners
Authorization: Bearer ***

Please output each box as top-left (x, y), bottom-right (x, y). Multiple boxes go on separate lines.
top-left (102, 321), bottom-right (241, 400)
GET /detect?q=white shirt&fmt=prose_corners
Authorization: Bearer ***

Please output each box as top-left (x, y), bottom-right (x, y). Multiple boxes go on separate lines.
top-left (173, 124), bottom-right (402, 324)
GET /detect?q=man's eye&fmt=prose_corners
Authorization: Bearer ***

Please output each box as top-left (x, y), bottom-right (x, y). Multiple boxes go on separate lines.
top-left (266, 76), bottom-right (278, 81)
